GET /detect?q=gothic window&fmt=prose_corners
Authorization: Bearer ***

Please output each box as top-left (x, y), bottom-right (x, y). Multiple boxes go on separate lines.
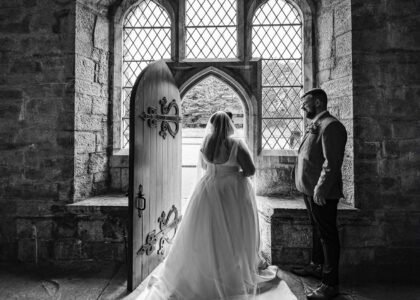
top-left (252, 0), bottom-right (303, 150)
top-left (185, 0), bottom-right (237, 58)
top-left (122, 0), bottom-right (171, 148)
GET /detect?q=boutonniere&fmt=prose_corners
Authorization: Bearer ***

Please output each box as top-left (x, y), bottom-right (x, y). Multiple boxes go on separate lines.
top-left (306, 121), bottom-right (320, 134)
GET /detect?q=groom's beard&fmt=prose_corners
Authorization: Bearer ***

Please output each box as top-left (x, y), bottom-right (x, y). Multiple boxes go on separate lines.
top-left (305, 110), bottom-right (316, 119)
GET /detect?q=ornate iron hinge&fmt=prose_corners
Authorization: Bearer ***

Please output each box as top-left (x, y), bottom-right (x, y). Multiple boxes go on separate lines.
top-left (139, 97), bottom-right (181, 139)
top-left (137, 205), bottom-right (182, 256)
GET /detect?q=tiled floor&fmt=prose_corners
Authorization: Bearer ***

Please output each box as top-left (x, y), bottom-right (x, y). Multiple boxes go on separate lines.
top-left (0, 262), bottom-right (418, 300)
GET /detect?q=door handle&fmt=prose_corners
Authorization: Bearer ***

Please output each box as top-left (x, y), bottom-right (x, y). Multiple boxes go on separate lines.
top-left (135, 184), bottom-right (146, 217)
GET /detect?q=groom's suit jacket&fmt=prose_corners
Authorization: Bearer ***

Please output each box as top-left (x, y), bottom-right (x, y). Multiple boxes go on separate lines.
top-left (295, 111), bottom-right (347, 199)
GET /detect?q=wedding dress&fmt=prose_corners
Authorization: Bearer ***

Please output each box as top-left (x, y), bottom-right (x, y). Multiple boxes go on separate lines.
top-left (136, 112), bottom-right (277, 300)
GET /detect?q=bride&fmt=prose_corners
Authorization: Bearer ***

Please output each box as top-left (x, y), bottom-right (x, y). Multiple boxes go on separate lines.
top-left (137, 111), bottom-right (278, 300)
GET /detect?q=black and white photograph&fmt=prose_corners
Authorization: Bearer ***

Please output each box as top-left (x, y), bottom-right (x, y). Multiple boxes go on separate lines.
top-left (0, 0), bottom-right (419, 299)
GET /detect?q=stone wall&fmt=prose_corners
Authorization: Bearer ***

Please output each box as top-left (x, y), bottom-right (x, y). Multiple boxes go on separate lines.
top-left (0, 0), bottom-right (114, 262)
top-left (315, 0), bottom-right (354, 205)
top-left (351, 0), bottom-right (420, 268)
top-left (0, 0), bottom-right (76, 261)
top-left (74, 1), bottom-right (111, 201)
top-left (263, 0), bottom-right (420, 279)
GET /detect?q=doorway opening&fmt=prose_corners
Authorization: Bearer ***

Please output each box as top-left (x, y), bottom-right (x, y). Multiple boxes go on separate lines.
top-left (181, 75), bottom-right (245, 212)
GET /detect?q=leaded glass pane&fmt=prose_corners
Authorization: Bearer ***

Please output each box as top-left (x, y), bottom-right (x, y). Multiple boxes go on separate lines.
top-left (185, 0), bottom-right (237, 59)
top-left (253, 0), bottom-right (303, 150)
top-left (122, 0), bottom-right (171, 148)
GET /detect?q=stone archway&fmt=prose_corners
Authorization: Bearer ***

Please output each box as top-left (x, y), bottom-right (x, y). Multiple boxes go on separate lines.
top-left (179, 72), bottom-right (249, 206)
top-left (179, 66), bottom-right (257, 152)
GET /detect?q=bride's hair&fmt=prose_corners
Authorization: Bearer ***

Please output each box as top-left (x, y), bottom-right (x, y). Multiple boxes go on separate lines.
top-left (202, 111), bottom-right (235, 162)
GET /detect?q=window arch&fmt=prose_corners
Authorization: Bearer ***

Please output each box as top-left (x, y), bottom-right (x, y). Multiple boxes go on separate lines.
top-left (185, 0), bottom-right (238, 58)
top-left (121, 0), bottom-right (172, 148)
top-left (252, 0), bottom-right (303, 150)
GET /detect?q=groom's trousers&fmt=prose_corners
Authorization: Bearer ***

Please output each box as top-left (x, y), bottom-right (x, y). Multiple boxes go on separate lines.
top-left (303, 194), bottom-right (340, 286)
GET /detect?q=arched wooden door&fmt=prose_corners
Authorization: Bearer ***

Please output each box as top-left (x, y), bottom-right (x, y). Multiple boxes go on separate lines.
top-left (128, 60), bottom-right (182, 291)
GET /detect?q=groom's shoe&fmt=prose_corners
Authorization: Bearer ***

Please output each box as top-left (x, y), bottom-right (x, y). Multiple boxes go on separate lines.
top-left (290, 262), bottom-right (322, 279)
top-left (306, 283), bottom-right (339, 300)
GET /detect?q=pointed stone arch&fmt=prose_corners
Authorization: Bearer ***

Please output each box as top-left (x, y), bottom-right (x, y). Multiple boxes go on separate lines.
top-left (179, 66), bottom-right (258, 155)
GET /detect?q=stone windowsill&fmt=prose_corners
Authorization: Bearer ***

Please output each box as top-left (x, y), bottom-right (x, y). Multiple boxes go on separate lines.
top-left (67, 194), bottom-right (357, 214)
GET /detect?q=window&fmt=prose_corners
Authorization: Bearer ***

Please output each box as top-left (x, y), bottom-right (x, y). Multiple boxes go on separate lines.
top-left (185, 0), bottom-right (237, 58)
top-left (122, 0), bottom-right (171, 148)
top-left (252, 0), bottom-right (303, 150)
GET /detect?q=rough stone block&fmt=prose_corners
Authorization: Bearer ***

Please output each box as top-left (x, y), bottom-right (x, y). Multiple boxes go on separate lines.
top-left (17, 238), bottom-right (36, 262)
top-left (331, 54), bottom-right (352, 81)
top-left (320, 76), bottom-right (352, 98)
top-left (388, 86), bottom-right (420, 119)
top-left (75, 114), bottom-right (104, 131)
top-left (354, 117), bottom-right (392, 141)
top-left (386, 16), bottom-right (420, 51)
top-left (121, 167), bottom-right (129, 193)
top-left (74, 174), bottom-right (93, 200)
top-left (78, 220), bottom-right (104, 241)
top-left (75, 153), bottom-right (89, 176)
top-left (95, 129), bottom-right (108, 152)
top-left (340, 225), bottom-right (385, 248)
top-left (88, 241), bottom-right (125, 261)
top-left (110, 168), bottom-right (121, 190)
top-left (256, 168), bottom-right (294, 196)
top-left (97, 54), bottom-right (109, 84)
top-left (75, 93), bottom-right (93, 114)
top-left (0, 97), bottom-right (22, 119)
top-left (75, 131), bottom-right (96, 153)
top-left (391, 120), bottom-right (419, 140)
top-left (93, 180), bottom-right (107, 195)
top-left (340, 248), bottom-right (375, 265)
top-left (111, 155), bottom-right (129, 168)
top-left (53, 215), bottom-right (78, 238)
top-left (317, 11), bottom-right (334, 60)
top-left (272, 223), bottom-right (312, 247)
top-left (75, 54), bottom-right (95, 82)
top-left (88, 152), bottom-right (107, 174)
top-left (93, 15), bottom-right (109, 51)
top-left (335, 32), bottom-right (352, 57)
top-left (353, 28), bottom-right (388, 55)
top-left (75, 79), bottom-right (101, 97)
top-left (75, 3), bottom-right (95, 46)
top-left (54, 238), bottom-right (87, 260)
top-left (93, 171), bottom-right (108, 183)
top-left (272, 247), bottom-right (310, 266)
top-left (92, 96), bottom-right (108, 115)
top-left (334, 0), bottom-right (351, 36)
top-left (102, 216), bottom-right (126, 242)
top-left (6, 182), bottom-right (59, 200)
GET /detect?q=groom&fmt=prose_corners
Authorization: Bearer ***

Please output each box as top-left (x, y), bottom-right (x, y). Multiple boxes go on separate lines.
top-left (293, 88), bottom-right (347, 300)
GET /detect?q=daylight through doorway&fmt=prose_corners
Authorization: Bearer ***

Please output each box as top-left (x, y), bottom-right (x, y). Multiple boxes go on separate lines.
top-left (181, 75), bottom-right (245, 212)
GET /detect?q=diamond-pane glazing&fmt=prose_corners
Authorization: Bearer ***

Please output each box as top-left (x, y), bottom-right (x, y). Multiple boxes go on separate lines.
top-left (253, 0), bottom-right (303, 150)
top-left (122, 0), bottom-right (171, 148)
top-left (185, 0), bottom-right (237, 58)
top-left (262, 87), bottom-right (302, 119)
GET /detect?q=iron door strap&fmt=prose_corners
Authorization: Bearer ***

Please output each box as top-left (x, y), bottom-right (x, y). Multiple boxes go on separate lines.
top-left (134, 184), bottom-right (146, 217)
top-left (139, 97), bottom-right (182, 139)
top-left (137, 205), bottom-right (182, 256)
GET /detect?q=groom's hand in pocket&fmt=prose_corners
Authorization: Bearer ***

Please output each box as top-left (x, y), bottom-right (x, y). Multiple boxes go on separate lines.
top-left (313, 192), bottom-right (326, 206)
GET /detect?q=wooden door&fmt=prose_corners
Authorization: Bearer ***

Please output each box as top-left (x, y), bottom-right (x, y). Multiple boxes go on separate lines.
top-left (128, 60), bottom-right (182, 291)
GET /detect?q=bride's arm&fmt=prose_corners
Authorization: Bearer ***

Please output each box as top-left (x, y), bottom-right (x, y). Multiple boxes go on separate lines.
top-left (237, 140), bottom-right (255, 177)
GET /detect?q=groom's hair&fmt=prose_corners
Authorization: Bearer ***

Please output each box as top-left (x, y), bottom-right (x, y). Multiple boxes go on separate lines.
top-left (225, 111), bottom-right (233, 120)
top-left (302, 88), bottom-right (328, 108)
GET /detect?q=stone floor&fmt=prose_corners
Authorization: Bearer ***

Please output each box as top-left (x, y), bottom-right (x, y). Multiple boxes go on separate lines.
top-left (0, 262), bottom-right (419, 300)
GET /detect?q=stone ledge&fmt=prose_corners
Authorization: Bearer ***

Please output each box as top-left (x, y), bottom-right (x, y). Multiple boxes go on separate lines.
top-left (257, 195), bottom-right (357, 218)
top-left (67, 194), bottom-right (128, 215)
top-left (68, 195), bottom-right (356, 211)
